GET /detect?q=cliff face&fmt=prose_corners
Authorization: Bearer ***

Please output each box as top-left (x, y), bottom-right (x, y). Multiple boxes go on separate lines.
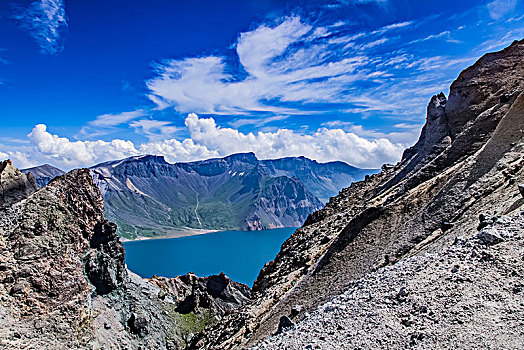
top-left (0, 160), bottom-right (38, 207)
top-left (0, 161), bottom-right (249, 349)
top-left (90, 153), bottom-right (367, 238)
top-left (21, 164), bottom-right (65, 188)
top-left (190, 39), bottom-right (524, 349)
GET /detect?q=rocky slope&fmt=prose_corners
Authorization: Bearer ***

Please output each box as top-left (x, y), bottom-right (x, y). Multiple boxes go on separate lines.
top-left (0, 159), bottom-right (249, 349)
top-left (189, 39), bottom-right (524, 349)
top-left (253, 211), bottom-right (524, 349)
top-left (21, 164), bottom-right (65, 188)
top-left (90, 153), bottom-right (370, 238)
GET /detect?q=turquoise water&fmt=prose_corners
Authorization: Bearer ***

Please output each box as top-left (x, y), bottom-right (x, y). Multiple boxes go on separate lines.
top-left (123, 227), bottom-right (297, 286)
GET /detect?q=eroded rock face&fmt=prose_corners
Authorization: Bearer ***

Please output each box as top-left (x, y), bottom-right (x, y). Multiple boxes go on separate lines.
top-left (190, 39), bottom-right (524, 349)
top-left (0, 165), bottom-right (252, 349)
top-left (153, 272), bottom-right (251, 314)
top-left (253, 211), bottom-right (524, 349)
top-left (0, 168), bottom-right (178, 349)
top-left (84, 221), bottom-right (126, 295)
top-left (0, 159), bottom-right (38, 207)
top-left (151, 272), bottom-right (251, 344)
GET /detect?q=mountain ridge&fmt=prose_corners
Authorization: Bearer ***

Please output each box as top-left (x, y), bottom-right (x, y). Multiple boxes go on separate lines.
top-left (88, 153), bottom-right (372, 238)
top-left (21, 164), bottom-right (65, 188)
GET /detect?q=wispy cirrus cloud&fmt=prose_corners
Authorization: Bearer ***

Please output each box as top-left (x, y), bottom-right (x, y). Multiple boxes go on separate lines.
top-left (129, 119), bottom-right (183, 141)
top-left (15, 0), bottom-right (68, 54)
top-left (409, 30), bottom-right (453, 44)
top-left (371, 21), bottom-right (412, 35)
top-left (145, 15), bottom-right (476, 123)
top-left (78, 110), bottom-right (147, 137)
top-left (487, 0), bottom-right (518, 20)
top-left (229, 115), bottom-right (289, 129)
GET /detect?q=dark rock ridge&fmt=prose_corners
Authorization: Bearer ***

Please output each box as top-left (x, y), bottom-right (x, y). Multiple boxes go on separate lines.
top-left (189, 39), bottom-right (524, 349)
top-left (90, 153), bottom-right (372, 238)
top-left (0, 161), bottom-right (249, 349)
top-left (0, 159), bottom-right (38, 207)
top-left (21, 164), bottom-right (65, 188)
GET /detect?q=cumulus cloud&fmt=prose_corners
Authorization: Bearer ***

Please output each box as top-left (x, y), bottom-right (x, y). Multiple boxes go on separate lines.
top-left (15, 0), bottom-right (68, 54)
top-left (9, 114), bottom-right (408, 170)
top-left (27, 124), bottom-right (140, 168)
top-left (183, 114), bottom-right (405, 168)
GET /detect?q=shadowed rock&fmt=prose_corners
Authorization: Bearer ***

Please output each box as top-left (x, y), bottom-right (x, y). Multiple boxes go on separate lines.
top-left (0, 159), bottom-right (38, 207)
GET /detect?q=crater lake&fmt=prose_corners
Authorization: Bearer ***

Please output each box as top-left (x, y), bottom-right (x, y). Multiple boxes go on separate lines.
top-left (123, 227), bottom-right (297, 286)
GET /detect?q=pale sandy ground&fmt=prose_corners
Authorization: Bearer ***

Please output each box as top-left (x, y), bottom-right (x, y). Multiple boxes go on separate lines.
top-left (119, 228), bottom-right (221, 242)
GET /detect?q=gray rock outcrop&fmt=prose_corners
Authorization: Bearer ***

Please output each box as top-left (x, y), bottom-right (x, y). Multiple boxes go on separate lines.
top-left (0, 165), bottom-right (249, 349)
top-left (0, 159), bottom-right (38, 207)
top-left (252, 211), bottom-right (524, 349)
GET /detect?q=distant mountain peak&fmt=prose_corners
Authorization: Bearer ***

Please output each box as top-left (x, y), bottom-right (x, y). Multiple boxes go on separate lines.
top-left (223, 152), bottom-right (258, 163)
top-left (136, 155), bottom-right (168, 164)
top-left (21, 163), bottom-right (65, 188)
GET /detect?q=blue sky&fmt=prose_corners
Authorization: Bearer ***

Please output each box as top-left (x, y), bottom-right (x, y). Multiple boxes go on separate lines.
top-left (0, 0), bottom-right (523, 170)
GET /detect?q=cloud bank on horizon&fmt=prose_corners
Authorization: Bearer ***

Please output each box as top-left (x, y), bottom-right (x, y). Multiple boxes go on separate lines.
top-left (1, 0), bottom-right (523, 170)
top-left (13, 113), bottom-right (404, 170)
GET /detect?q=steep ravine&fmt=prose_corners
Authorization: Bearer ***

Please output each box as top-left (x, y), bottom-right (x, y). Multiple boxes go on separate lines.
top-left (189, 39), bottom-right (524, 349)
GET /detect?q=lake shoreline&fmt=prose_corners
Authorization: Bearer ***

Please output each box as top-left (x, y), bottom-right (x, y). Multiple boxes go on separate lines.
top-left (120, 228), bottom-right (221, 242)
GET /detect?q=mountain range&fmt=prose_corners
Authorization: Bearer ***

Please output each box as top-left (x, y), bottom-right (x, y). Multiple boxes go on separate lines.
top-left (23, 154), bottom-right (372, 239)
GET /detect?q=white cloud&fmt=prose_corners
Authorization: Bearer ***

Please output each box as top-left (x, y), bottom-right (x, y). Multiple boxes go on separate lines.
top-left (139, 139), bottom-right (219, 163)
top-left (357, 37), bottom-right (389, 50)
top-left (229, 115), bottom-right (289, 128)
top-left (487, 0), bottom-right (517, 20)
top-left (16, 0), bottom-right (68, 54)
top-left (10, 114), bottom-right (408, 170)
top-left (27, 124), bottom-right (140, 169)
top-left (146, 16), bottom-right (387, 116)
top-left (371, 21), bottom-right (412, 35)
top-left (129, 119), bottom-right (183, 140)
top-left (78, 109), bottom-right (147, 137)
top-left (145, 15), bottom-right (456, 122)
top-left (182, 113), bottom-right (405, 168)
top-left (409, 31), bottom-right (454, 44)
top-left (321, 120), bottom-right (421, 144)
top-left (90, 110), bottom-right (147, 127)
